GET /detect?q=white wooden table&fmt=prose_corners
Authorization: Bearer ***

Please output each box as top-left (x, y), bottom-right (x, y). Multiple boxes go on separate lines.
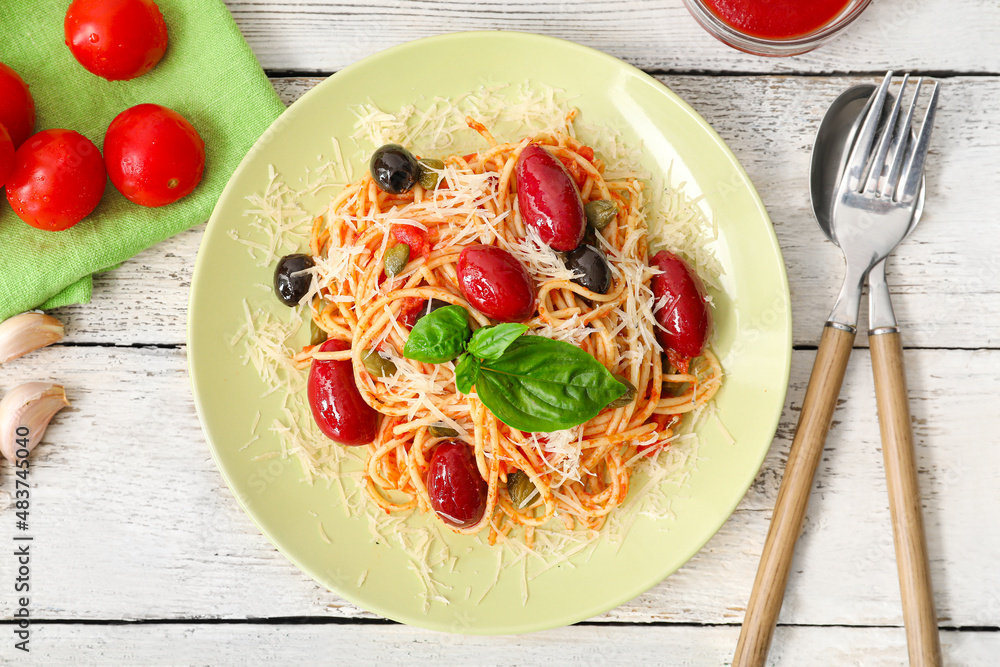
top-left (4, 1), bottom-right (999, 664)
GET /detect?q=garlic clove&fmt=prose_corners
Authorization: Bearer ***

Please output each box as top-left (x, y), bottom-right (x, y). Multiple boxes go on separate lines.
top-left (0, 312), bottom-right (65, 364)
top-left (0, 383), bottom-right (70, 462)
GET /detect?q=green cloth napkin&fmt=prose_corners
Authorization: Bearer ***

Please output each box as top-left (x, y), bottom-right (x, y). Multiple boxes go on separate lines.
top-left (0, 0), bottom-right (285, 321)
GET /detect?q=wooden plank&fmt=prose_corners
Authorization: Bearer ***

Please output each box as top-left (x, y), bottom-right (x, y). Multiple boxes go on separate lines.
top-left (0, 346), bottom-right (997, 627)
top-left (14, 624), bottom-right (1000, 665)
top-left (47, 75), bottom-right (999, 349)
top-left (223, 0), bottom-right (1000, 75)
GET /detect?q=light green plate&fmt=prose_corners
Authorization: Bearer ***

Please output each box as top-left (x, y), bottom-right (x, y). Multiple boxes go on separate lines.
top-left (188, 31), bottom-right (791, 634)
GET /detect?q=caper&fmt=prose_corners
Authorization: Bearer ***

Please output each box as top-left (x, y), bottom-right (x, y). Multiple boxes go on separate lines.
top-left (362, 349), bottom-right (397, 378)
top-left (370, 144), bottom-right (420, 194)
top-left (418, 158), bottom-right (444, 190)
top-left (585, 199), bottom-right (618, 231)
top-left (427, 423), bottom-right (459, 438)
top-left (383, 243), bottom-right (410, 278)
top-left (606, 373), bottom-right (637, 409)
top-left (310, 321), bottom-right (328, 346)
top-left (273, 253), bottom-right (315, 306)
top-left (507, 470), bottom-right (538, 510)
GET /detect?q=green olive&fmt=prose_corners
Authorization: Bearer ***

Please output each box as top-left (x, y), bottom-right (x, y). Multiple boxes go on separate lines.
top-left (383, 243), bottom-right (410, 278)
top-left (585, 199), bottom-right (618, 231)
top-left (507, 470), bottom-right (538, 510)
top-left (310, 321), bottom-right (328, 347)
top-left (427, 423), bottom-right (459, 438)
top-left (606, 373), bottom-right (637, 409)
top-left (417, 158), bottom-right (444, 190)
top-left (361, 349), bottom-right (397, 378)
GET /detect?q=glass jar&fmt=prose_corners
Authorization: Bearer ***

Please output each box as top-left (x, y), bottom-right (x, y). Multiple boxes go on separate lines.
top-left (682, 0), bottom-right (873, 57)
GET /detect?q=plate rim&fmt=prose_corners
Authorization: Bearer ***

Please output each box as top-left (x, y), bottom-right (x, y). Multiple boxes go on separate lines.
top-left (187, 29), bottom-right (792, 634)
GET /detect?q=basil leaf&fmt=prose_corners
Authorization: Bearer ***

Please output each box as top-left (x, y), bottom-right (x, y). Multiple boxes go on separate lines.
top-left (454, 353), bottom-right (480, 394)
top-left (475, 336), bottom-right (627, 432)
top-left (403, 305), bottom-right (470, 363)
top-left (466, 323), bottom-right (529, 360)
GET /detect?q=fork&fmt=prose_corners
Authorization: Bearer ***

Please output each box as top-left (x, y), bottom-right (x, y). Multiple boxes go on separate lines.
top-left (733, 73), bottom-right (941, 667)
top-left (835, 73), bottom-right (943, 666)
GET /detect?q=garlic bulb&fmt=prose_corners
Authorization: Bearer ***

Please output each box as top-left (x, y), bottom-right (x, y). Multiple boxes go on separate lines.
top-left (0, 313), bottom-right (65, 364)
top-left (0, 383), bottom-right (70, 462)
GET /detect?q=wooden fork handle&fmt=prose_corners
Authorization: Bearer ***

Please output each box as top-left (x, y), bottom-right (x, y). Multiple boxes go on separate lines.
top-left (870, 330), bottom-right (942, 666)
top-left (733, 324), bottom-right (856, 667)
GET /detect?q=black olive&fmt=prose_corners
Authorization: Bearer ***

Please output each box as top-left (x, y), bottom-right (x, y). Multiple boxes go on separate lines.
top-left (564, 244), bottom-right (612, 294)
top-left (370, 144), bottom-right (420, 195)
top-left (274, 253), bottom-right (314, 306)
top-left (412, 298), bottom-right (452, 325)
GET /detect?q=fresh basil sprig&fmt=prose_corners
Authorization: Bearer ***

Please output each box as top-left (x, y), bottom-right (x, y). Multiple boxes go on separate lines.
top-left (402, 305), bottom-right (470, 363)
top-left (402, 307), bottom-right (626, 432)
top-left (467, 323), bottom-right (529, 360)
top-left (454, 353), bottom-right (480, 394)
top-left (471, 336), bottom-right (627, 432)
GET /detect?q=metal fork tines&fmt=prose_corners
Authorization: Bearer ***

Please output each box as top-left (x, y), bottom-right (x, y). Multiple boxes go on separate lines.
top-left (828, 72), bottom-right (940, 328)
top-left (837, 70), bottom-right (940, 228)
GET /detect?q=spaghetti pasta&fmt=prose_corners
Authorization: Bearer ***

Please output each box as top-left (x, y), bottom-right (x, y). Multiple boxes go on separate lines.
top-left (294, 114), bottom-right (722, 544)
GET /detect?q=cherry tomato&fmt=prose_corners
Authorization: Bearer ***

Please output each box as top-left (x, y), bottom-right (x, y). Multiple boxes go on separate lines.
top-left (397, 296), bottom-right (428, 330)
top-left (64, 0), bottom-right (168, 81)
top-left (6, 129), bottom-right (106, 232)
top-left (104, 104), bottom-right (205, 207)
top-left (307, 339), bottom-right (379, 446)
top-left (390, 224), bottom-right (431, 258)
top-left (0, 126), bottom-right (14, 188)
top-left (650, 250), bottom-right (712, 372)
top-left (457, 245), bottom-right (535, 323)
top-left (426, 440), bottom-right (488, 529)
top-left (515, 144), bottom-right (586, 251)
top-left (0, 62), bottom-right (36, 149)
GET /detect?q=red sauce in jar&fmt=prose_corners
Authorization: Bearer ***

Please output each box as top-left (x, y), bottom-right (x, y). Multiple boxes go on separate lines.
top-left (702, 0), bottom-right (852, 39)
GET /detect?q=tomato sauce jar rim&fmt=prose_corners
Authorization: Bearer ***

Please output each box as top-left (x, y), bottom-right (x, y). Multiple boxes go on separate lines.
top-left (681, 0), bottom-right (873, 57)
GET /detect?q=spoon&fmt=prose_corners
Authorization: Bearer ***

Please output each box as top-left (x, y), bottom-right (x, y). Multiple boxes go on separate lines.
top-left (809, 83), bottom-right (925, 328)
top-left (810, 84), bottom-right (942, 666)
top-left (734, 73), bottom-right (938, 666)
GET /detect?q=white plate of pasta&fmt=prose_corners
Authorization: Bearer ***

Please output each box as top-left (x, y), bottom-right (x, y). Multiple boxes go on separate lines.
top-left (188, 31), bottom-right (791, 634)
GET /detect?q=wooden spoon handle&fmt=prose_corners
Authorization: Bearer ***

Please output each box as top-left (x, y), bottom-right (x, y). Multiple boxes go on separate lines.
top-left (733, 324), bottom-right (856, 667)
top-left (869, 330), bottom-right (942, 666)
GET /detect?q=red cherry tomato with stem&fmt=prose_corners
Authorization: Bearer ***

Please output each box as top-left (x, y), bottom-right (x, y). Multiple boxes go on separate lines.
top-left (307, 339), bottom-right (379, 446)
top-left (515, 144), bottom-right (586, 251)
top-left (64, 0), bottom-right (168, 81)
top-left (650, 250), bottom-right (712, 372)
top-left (104, 104), bottom-right (205, 207)
top-left (6, 129), bottom-right (107, 232)
top-left (426, 440), bottom-right (488, 529)
top-left (0, 63), bottom-right (36, 149)
top-left (457, 245), bottom-right (535, 323)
